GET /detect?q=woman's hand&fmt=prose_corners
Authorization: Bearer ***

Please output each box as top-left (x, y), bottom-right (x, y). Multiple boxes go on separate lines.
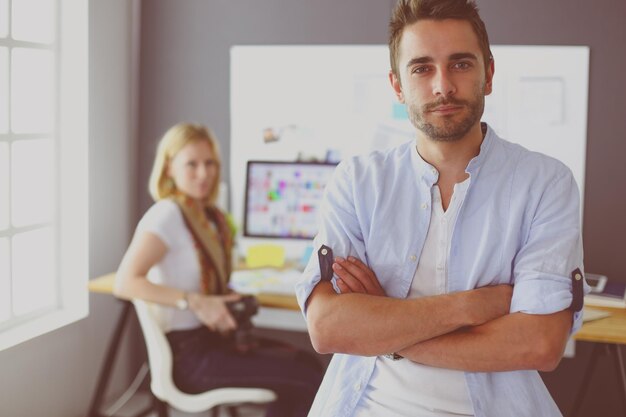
top-left (332, 256), bottom-right (386, 296)
top-left (188, 292), bottom-right (242, 334)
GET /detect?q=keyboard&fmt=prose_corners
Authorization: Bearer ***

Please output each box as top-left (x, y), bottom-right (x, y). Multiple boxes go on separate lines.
top-left (229, 268), bottom-right (302, 296)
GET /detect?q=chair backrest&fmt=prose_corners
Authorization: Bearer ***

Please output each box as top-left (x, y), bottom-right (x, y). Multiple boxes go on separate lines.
top-left (132, 299), bottom-right (178, 400)
top-left (132, 299), bottom-right (277, 413)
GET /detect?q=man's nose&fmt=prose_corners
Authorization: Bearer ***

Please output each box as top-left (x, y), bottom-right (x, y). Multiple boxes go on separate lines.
top-left (432, 70), bottom-right (456, 98)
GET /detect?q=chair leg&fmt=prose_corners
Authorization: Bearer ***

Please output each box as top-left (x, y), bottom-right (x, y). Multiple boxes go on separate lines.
top-left (153, 397), bottom-right (169, 417)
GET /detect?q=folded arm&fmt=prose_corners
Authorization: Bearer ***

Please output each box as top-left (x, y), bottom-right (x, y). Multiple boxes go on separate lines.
top-left (398, 309), bottom-right (572, 372)
top-left (335, 256), bottom-right (573, 371)
top-left (305, 276), bottom-right (512, 356)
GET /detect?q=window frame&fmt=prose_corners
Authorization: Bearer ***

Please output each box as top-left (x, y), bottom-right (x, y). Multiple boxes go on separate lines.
top-left (0, 0), bottom-right (88, 351)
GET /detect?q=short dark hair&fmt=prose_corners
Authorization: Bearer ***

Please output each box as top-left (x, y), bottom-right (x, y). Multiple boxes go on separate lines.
top-left (389, 0), bottom-right (492, 78)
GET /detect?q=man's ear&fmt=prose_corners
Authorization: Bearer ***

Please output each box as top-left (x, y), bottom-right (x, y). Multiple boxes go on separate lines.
top-left (389, 70), bottom-right (405, 103)
top-left (484, 58), bottom-right (495, 96)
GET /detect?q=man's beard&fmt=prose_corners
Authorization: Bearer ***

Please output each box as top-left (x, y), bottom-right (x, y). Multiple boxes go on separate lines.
top-left (407, 87), bottom-right (485, 142)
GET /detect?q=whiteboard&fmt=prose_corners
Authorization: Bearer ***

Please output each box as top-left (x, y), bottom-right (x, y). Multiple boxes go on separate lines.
top-left (230, 45), bottom-right (589, 257)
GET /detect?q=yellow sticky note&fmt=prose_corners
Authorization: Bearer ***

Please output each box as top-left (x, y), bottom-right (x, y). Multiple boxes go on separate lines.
top-left (245, 244), bottom-right (286, 268)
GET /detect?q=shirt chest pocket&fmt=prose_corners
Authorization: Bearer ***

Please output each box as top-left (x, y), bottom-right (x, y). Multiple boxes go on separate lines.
top-left (453, 220), bottom-right (512, 288)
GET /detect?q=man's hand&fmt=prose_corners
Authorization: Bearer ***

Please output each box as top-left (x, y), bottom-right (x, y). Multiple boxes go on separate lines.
top-left (332, 256), bottom-right (386, 296)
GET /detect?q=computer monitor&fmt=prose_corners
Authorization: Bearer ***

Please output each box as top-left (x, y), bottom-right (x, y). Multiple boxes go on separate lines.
top-left (243, 160), bottom-right (337, 240)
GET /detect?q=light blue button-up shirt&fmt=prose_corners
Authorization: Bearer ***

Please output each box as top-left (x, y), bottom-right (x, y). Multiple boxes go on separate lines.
top-left (296, 125), bottom-right (588, 417)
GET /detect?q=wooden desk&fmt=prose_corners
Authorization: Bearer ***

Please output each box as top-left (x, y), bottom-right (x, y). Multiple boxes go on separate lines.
top-left (88, 273), bottom-right (301, 311)
top-left (575, 306), bottom-right (626, 345)
top-left (570, 306), bottom-right (626, 416)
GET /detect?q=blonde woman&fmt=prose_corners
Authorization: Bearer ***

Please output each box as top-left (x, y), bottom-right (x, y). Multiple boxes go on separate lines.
top-left (114, 123), bottom-right (321, 417)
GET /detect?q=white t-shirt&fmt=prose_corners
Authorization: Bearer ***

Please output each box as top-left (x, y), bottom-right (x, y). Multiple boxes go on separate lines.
top-left (353, 179), bottom-right (474, 417)
top-left (136, 199), bottom-right (204, 332)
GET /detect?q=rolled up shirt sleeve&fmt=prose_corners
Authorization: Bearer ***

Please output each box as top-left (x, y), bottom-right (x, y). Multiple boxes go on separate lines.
top-left (510, 167), bottom-right (589, 333)
top-left (295, 160), bottom-right (368, 317)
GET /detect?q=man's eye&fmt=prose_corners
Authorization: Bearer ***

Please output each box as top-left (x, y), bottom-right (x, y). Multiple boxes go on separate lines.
top-left (453, 62), bottom-right (471, 70)
top-left (186, 161), bottom-right (197, 168)
top-left (412, 66), bottom-right (429, 74)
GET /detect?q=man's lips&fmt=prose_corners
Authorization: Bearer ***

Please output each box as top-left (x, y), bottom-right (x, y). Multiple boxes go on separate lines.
top-left (429, 105), bottom-right (463, 114)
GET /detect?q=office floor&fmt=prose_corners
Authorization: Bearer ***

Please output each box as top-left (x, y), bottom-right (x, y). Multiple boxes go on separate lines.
top-left (112, 392), bottom-right (267, 417)
top-left (147, 405), bottom-right (266, 417)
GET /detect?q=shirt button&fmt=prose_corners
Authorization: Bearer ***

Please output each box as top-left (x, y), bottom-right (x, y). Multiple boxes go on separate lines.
top-left (354, 382), bottom-right (361, 391)
top-left (421, 203), bottom-right (428, 209)
top-left (437, 264), bottom-right (444, 270)
top-left (431, 168), bottom-right (437, 175)
top-left (409, 255), bottom-right (417, 262)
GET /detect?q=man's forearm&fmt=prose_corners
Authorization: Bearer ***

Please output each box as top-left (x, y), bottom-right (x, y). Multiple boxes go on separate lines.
top-left (398, 310), bottom-right (573, 372)
top-left (305, 281), bottom-right (511, 356)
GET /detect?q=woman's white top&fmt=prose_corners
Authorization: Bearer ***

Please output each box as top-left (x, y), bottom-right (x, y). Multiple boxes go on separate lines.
top-left (136, 199), bottom-right (203, 332)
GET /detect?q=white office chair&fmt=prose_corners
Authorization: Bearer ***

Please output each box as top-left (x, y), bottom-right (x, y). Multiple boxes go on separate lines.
top-left (132, 299), bottom-right (277, 417)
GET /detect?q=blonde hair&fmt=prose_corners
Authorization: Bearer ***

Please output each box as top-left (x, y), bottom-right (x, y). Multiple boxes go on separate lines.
top-left (148, 123), bottom-right (222, 205)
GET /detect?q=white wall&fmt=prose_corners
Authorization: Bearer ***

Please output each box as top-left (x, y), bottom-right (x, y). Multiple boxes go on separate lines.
top-left (0, 1), bottom-right (138, 416)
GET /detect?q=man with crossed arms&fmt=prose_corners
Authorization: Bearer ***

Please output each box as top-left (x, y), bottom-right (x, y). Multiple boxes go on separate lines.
top-left (296, 0), bottom-right (588, 416)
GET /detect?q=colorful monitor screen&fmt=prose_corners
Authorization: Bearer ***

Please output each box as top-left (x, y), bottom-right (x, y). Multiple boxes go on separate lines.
top-left (243, 161), bottom-right (337, 239)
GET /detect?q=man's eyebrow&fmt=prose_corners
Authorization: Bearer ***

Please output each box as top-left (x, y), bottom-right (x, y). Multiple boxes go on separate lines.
top-left (405, 52), bottom-right (479, 69)
top-left (449, 52), bottom-right (479, 61)
top-left (406, 56), bottom-right (433, 69)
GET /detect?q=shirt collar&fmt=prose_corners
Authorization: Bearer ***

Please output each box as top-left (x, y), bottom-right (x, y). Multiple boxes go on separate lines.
top-left (465, 122), bottom-right (494, 175)
top-left (410, 122), bottom-right (495, 183)
top-left (410, 142), bottom-right (439, 184)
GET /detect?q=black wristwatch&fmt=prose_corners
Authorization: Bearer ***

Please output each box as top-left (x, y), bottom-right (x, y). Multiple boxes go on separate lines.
top-left (383, 352), bottom-right (404, 361)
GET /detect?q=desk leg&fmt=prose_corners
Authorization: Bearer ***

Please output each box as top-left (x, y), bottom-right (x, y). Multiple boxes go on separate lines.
top-left (614, 344), bottom-right (626, 413)
top-left (569, 343), bottom-right (602, 417)
top-left (570, 343), bottom-right (626, 417)
top-left (88, 300), bottom-right (132, 417)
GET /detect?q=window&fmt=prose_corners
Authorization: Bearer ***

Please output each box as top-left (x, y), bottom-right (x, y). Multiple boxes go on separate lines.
top-left (0, 0), bottom-right (88, 351)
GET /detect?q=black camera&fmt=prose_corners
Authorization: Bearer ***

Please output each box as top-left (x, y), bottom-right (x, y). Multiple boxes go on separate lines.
top-left (225, 295), bottom-right (259, 353)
